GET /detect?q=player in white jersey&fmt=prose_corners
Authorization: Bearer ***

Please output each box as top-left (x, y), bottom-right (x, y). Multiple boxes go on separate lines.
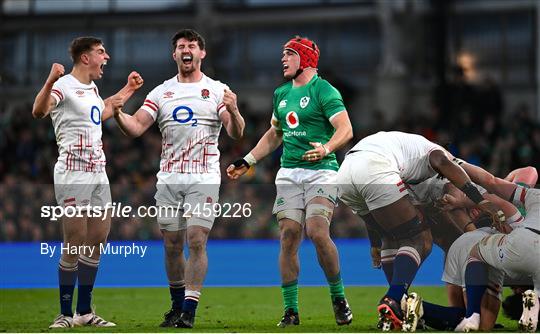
top-left (32, 36), bottom-right (143, 328)
top-left (113, 29), bottom-right (245, 329)
top-left (336, 131), bottom-right (505, 330)
top-left (451, 161), bottom-right (540, 332)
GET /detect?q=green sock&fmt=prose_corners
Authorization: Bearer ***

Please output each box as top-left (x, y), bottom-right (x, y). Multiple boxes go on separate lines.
top-left (281, 280), bottom-right (298, 313)
top-left (327, 273), bottom-right (345, 302)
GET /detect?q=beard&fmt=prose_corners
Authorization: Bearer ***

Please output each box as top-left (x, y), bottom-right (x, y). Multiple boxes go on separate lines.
top-left (178, 57), bottom-right (199, 77)
top-left (180, 65), bottom-right (195, 76)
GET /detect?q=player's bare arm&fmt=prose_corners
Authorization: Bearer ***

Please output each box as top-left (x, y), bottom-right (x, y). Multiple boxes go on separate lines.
top-left (301, 110), bottom-right (353, 162)
top-left (429, 150), bottom-right (506, 227)
top-left (226, 126), bottom-right (283, 180)
top-left (219, 88), bottom-right (245, 140)
top-left (458, 160), bottom-right (518, 201)
top-left (32, 63), bottom-right (65, 119)
top-left (102, 71), bottom-right (144, 121)
top-left (114, 107), bottom-right (154, 138)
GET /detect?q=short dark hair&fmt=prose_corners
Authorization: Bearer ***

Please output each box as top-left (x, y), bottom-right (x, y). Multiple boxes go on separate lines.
top-left (171, 29), bottom-right (205, 50)
top-left (69, 37), bottom-right (103, 63)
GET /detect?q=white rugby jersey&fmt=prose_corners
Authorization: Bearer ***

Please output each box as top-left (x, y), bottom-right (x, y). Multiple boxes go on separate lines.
top-left (518, 188), bottom-right (539, 230)
top-left (50, 74), bottom-right (106, 173)
top-left (141, 74), bottom-right (227, 174)
top-left (350, 131), bottom-right (445, 184)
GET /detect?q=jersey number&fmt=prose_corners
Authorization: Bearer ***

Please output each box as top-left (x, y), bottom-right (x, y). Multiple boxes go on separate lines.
top-left (90, 106), bottom-right (101, 125)
top-left (173, 106), bottom-right (198, 127)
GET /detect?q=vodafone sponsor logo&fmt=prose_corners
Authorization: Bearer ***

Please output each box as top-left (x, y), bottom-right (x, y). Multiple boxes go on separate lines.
top-left (286, 111), bottom-right (300, 129)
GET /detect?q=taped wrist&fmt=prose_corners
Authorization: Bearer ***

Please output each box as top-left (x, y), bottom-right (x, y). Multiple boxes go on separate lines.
top-left (232, 158), bottom-right (250, 169)
top-left (460, 181), bottom-right (484, 204)
top-left (243, 153), bottom-right (257, 166)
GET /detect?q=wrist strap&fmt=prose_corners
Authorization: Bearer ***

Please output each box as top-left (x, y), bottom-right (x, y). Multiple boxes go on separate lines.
top-left (244, 153), bottom-right (257, 166)
top-left (460, 181), bottom-right (484, 204)
top-left (322, 144), bottom-right (330, 156)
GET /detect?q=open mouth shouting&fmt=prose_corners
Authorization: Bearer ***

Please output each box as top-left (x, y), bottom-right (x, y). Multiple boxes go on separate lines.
top-left (182, 54), bottom-right (193, 65)
top-left (100, 60), bottom-right (107, 75)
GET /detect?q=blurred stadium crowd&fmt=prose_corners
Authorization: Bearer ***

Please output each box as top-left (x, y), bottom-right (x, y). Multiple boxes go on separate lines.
top-left (1, 74), bottom-right (539, 242)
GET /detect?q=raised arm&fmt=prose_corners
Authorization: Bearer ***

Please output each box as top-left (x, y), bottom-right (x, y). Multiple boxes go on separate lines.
top-left (219, 89), bottom-right (245, 140)
top-left (32, 63), bottom-right (65, 119)
top-left (114, 108), bottom-right (155, 138)
top-left (226, 126), bottom-right (283, 180)
top-left (102, 71), bottom-right (144, 121)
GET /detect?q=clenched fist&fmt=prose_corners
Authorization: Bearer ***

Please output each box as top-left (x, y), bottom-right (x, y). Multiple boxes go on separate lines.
top-left (127, 71), bottom-right (144, 90)
top-left (223, 89), bottom-right (239, 114)
top-left (109, 95), bottom-right (124, 116)
top-left (47, 63), bottom-right (65, 84)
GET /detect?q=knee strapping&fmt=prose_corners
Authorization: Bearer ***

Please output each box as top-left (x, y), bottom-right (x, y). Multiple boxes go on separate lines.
top-left (389, 216), bottom-right (428, 240)
top-left (276, 209), bottom-right (305, 225)
top-left (381, 248), bottom-right (398, 264)
top-left (305, 204), bottom-right (333, 224)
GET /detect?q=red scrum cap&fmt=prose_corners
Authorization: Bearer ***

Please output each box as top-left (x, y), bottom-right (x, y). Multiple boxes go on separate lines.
top-left (284, 36), bottom-right (320, 70)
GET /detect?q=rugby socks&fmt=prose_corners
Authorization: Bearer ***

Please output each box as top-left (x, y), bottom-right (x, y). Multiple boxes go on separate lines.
top-left (281, 280), bottom-right (299, 313)
top-left (182, 290), bottom-right (201, 314)
top-left (326, 273), bottom-right (345, 302)
top-left (381, 249), bottom-right (397, 284)
top-left (464, 259), bottom-right (488, 317)
top-left (58, 259), bottom-right (78, 317)
top-left (422, 301), bottom-right (465, 330)
top-left (169, 280), bottom-right (186, 310)
top-left (386, 246), bottom-right (421, 302)
top-left (76, 255), bottom-right (99, 315)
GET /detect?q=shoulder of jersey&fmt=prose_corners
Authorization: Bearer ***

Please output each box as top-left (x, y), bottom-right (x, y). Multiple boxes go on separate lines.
top-left (151, 76), bottom-right (176, 94)
top-left (314, 77), bottom-right (335, 91)
top-left (203, 75), bottom-right (228, 91)
top-left (55, 74), bottom-right (72, 86)
top-left (274, 80), bottom-right (292, 95)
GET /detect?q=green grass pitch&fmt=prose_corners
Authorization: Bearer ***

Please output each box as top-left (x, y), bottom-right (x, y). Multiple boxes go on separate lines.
top-left (0, 286), bottom-right (518, 332)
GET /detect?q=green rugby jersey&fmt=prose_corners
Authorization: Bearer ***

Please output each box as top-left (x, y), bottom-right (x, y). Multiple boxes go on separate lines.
top-left (272, 74), bottom-right (346, 171)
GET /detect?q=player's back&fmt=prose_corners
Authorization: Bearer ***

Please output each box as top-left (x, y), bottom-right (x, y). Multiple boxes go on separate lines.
top-left (141, 74), bottom-right (227, 174)
top-left (523, 188), bottom-right (540, 231)
top-left (50, 74), bottom-right (106, 173)
top-left (351, 131), bottom-right (443, 184)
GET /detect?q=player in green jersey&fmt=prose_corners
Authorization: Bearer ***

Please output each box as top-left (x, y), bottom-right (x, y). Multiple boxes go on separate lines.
top-left (227, 36), bottom-right (354, 327)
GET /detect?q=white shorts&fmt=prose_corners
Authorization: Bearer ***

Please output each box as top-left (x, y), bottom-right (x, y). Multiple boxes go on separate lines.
top-left (477, 227), bottom-right (540, 296)
top-left (54, 171), bottom-right (111, 209)
top-left (155, 171), bottom-right (221, 231)
top-left (272, 168), bottom-right (338, 217)
top-left (442, 228), bottom-right (504, 300)
top-left (337, 151), bottom-right (407, 216)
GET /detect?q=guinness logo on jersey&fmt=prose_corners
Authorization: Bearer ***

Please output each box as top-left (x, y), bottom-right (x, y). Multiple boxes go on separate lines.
top-left (201, 89), bottom-right (210, 99)
top-left (300, 96), bottom-right (310, 108)
top-left (286, 111), bottom-right (300, 129)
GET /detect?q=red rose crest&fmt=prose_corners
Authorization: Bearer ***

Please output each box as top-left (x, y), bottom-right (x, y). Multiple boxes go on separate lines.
top-left (201, 89), bottom-right (210, 99)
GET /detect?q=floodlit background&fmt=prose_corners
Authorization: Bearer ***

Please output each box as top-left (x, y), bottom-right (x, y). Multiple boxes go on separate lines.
top-left (0, 0), bottom-right (539, 287)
